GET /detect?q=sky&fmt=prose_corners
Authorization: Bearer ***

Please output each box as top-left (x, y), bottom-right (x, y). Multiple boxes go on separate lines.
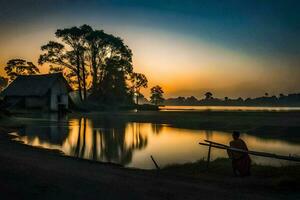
top-left (0, 0), bottom-right (300, 98)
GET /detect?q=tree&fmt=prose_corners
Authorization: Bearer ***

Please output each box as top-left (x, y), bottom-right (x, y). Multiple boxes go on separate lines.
top-left (85, 29), bottom-right (108, 93)
top-left (39, 25), bottom-right (91, 101)
top-left (55, 25), bottom-right (92, 100)
top-left (4, 59), bottom-right (40, 81)
top-left (83, 25), bottom-right (135, 97)
top-left (0, 76), bottom-right (8, 91)
top-left (99, 57), bottom-right (132, 104)
top-left (204, 92), bottom-right (213, 100)
top-left (131, 73), bottom-right (148, 104)
top-left (89, 32), bottom-right (135, 105)
top-left (39, 25), bottom-right (141, 104)
top-left (39, 40), bottom-right (85, 100)
top-left (39, 24), bottom-right (139, 105)
top-left (150, 85), bottom-right (164, 105)
top-left (265, 92), bottom-right (269, 97)
top-left (186, 96), bottom-right (198, 105)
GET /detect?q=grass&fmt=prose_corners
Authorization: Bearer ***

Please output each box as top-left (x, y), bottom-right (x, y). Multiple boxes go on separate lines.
top-left (163, 158), bottom-right (300, 191)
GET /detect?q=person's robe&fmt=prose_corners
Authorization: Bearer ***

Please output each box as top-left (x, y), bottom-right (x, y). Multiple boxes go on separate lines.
top-left (227, 139), bottom-right (251, 176)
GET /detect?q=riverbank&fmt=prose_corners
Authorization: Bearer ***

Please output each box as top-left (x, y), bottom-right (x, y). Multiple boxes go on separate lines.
top-left (0, 126), bottom-right (299, 199)
top-left (163, 158), bottom-right (300, 190)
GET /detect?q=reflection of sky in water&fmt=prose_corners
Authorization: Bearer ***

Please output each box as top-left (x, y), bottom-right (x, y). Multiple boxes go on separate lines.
top-left (13, 118), bottom-right (300, 169)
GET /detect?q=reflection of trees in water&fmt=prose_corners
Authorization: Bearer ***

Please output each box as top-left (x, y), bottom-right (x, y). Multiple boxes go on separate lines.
top-left (72, 118), bottom-right (85, 158)
top-left (69, 118), bottom-right (148, 165)
top-left (18, 118), bottom-right (69, 145)
top-left (151, 123), bottom-right (163, 135)
top-left (205, 130), bottom-right (213, 140)
top-left (131, 123), bottom-right (148, 149)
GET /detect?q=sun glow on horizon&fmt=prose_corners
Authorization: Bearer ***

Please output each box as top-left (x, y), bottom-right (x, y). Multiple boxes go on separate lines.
top-left (0, 25), bottom-right (299, 99)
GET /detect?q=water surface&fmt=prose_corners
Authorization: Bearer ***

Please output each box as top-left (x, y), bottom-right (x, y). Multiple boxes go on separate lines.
top-left (11, 115), bottom-right (300, 169)
top-left (160, 105), bottom-right (300, 112)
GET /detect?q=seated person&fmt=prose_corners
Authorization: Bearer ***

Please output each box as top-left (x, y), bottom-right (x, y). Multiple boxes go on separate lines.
top-left (227, 131), bottom-right (251, 177)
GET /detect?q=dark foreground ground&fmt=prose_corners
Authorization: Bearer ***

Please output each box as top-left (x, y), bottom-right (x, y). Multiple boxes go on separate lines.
top-left (0, 126), bottom-right (299, 200)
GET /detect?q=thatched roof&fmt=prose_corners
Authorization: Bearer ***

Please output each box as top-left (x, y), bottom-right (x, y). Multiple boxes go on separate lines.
top-left (1, 73), bottom-right (72, 97)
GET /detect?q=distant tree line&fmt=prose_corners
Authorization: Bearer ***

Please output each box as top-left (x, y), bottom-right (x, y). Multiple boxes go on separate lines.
top-left (163, 92), bottom-right (300, 107)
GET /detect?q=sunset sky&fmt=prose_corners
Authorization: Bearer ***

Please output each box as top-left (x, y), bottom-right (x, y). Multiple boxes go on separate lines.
top-left (1, 0), bottom-right (300, 98)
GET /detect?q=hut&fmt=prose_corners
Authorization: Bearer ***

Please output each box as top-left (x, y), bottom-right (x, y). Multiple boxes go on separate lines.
top-left (1, 73), bottom-right (72, 111)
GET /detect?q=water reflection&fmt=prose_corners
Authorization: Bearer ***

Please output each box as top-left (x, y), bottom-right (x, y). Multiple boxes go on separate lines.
top-left (64, 118), bottom-right (148, 165)
top-left (13, 117), bottom-right (300, 169)
top-left (151, 123), bottom-right (164, 135)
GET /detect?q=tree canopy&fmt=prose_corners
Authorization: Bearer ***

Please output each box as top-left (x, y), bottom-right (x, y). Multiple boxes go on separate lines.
top-left (131, 72), bottom-right (148, 104)
top-left (39, 24), bottom-right (143, 105)
top-left (4, 59), bottom-right (40, 81)
top-left (150, 85), bottom-right (164, 105)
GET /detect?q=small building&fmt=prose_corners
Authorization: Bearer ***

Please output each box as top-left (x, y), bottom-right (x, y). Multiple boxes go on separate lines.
top-left (1, 73), bottom-right (72, 111)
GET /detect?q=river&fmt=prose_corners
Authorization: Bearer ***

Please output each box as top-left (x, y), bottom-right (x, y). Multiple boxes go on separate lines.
top-left (11, 112), bottom-right (300, 169)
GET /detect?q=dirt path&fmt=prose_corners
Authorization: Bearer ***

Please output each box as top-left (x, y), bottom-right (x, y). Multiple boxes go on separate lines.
top-left (0, 130), bottom-right (298, 200)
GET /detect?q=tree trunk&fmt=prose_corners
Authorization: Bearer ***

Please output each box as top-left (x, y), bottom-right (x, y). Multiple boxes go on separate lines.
top-left (81, 56), bottom-right (87, 100)
top-left (76, 55), bottom-right (83, 101)
top-left (136, 89), bottom-right (139, 105)
top-left (91, 53), bottom-right (98, 94)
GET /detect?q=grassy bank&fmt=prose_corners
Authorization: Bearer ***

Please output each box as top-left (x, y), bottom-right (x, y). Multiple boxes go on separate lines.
top-left (163, 158), bottom-right (300, 191)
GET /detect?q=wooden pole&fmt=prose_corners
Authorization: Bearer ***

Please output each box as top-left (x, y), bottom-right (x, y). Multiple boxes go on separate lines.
top-left (204, 140), bottom-right (229, 148)
top-left (150, 155), bottom-right (160, 170)
top-left (199, 142), bottom-right (300, 162)
top-left (206, 143), bottom-right (212, 169)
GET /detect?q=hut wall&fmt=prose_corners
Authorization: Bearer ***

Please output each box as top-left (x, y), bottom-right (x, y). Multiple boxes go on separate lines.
top-left (25, 97), bottom-right (48, 109)
top-left (50, 79), bottom-right (69, 111)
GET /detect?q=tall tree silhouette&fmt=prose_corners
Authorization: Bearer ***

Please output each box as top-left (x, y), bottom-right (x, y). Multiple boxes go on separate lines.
top-left (4, 59), bottom-right (40, 81)
top-left (39, 40), bottom-right (85, 101)
top-left (103, 35), bottom-right (133, 103)
top-left (85, 29), bottom-right (109, 93)
top-left (131, 72), bottom-right (148, 104)
top-left (39, 26), bottom-right (91, 100)
top-left (150, 85), bottom-right (164, 105)
top-left (39, 24), bottom-right (143, 105)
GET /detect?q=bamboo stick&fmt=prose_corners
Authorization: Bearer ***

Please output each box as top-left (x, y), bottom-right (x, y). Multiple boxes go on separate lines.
top-left (150, 155), bottom-right (160, 170)
top-left (204, 140), bottom-right (229, 148)
top-left (199, 142), bottom-right (300, 162)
